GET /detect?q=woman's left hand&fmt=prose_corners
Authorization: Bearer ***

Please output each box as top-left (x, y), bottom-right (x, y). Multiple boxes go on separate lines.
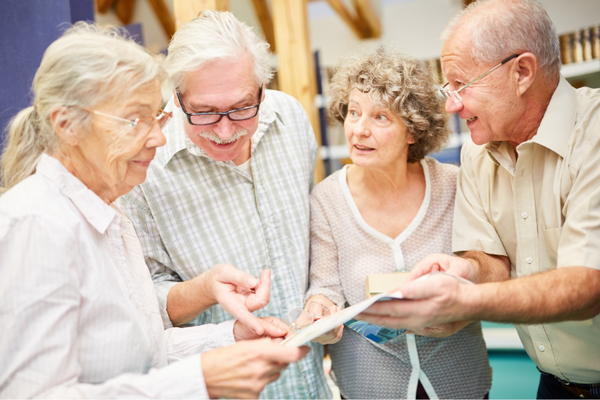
top-left (311, 305), bottom-right (344, 345)
top-left (234, 316), bottom-right (290, 341)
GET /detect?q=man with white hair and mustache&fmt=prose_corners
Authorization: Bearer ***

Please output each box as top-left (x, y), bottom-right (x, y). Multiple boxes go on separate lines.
top-left (120, 10), bottom-right (331, 400)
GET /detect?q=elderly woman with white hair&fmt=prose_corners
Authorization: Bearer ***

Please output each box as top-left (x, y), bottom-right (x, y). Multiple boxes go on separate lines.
top-left (304, 48), bottom-right (492, 399)
top-left (0, 23), bottom-right (308, 399)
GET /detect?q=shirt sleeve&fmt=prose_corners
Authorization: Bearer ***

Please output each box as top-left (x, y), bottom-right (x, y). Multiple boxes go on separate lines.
top-left (557, 127), bottom-right (600, 270)
top-left (164, 319), bottom-right (236, 363)
top-left (0, 214), bottom-right (208, 399)
top-left (452, 141), bottom-right (508, 256)
top-left (119, 185), bottom-right (180, 328)
top-left (304, 186), bottom-right (346, 307)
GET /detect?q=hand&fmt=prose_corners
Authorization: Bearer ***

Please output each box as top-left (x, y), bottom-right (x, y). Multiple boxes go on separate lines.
top-left (357, 272), bottom-right (475, 331)
top-left (234, 316), bottom-right (290, 341)
top-left (204, 265), bottom-right (271, 335)
top-left (303, 296), bottom-right (344, 345)
top-left (201, 338), bottom-right (310, 399)
top-left (310, 304), bottom-right (343, 344)
top-left (405, 254), bottom-right (476, 284)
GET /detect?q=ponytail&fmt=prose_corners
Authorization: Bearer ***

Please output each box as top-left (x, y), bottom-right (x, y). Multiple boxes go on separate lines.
top-left (0, 107), bottom-right (56, 194)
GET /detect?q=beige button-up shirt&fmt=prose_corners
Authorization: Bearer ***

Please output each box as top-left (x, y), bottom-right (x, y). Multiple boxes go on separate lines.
top-left (453, 77), bottom-right (600, 384)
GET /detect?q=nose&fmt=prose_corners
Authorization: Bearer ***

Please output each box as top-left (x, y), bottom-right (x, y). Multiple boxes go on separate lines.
top-left (213, 115), bottom-right (237, 140)
top-left (148, 120), bottom-right (166, 148)
top-left (445, 97), bottom-right (464, 113)
top-left (353, 116), bottom-right (372, 137)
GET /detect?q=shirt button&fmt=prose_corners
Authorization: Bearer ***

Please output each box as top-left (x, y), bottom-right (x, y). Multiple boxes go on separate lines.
top-left (521, 212), bottom-right (528, 219)
top-left (539, 344), bottom-right (545, 352)
top-left (526, 257), bottom-right (533, 264)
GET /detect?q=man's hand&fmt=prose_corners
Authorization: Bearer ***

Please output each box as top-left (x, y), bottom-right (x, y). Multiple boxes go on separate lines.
top-left (167, 265), bottom-right (271, 328)
top-left (205, 265), bottom-right (271, 335)
top-left (357, 272), bottom-right (474, 331)
top-left (201, 338), bottom-right (310, 399)
top-left (234, 316), bottom-right (290, 341)
top-left (405, 253), bottom-right (477, 283)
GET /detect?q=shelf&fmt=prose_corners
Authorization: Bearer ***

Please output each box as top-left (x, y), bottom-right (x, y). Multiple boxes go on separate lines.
top-left (561, 59), bottom-right (600, 79)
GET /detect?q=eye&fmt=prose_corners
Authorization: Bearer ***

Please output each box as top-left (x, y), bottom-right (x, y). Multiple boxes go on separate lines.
top-left (348, 110), bottom-right (358, 118)
top-left (376, 114), bottom-right (388, 121)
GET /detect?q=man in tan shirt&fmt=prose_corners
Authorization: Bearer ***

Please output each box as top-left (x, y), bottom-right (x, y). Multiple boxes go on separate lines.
top-left (358, 0), bottom-right (600, 398)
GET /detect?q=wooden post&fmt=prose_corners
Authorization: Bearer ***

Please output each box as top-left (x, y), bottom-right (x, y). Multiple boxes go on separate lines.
top-left (251, 0), bottom-right (276, 52)
top-left (173, 0), bottom-right (231, 30)
top-left (272, 0), bottom-right (325, 183)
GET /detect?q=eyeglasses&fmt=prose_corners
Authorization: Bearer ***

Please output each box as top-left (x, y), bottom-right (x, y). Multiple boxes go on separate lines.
top-left (176, 84), bottom-right (263, 126)
top-left (440, 54), bottom-right (520, 104)
top-left (79, 106), bottom-right (172, 137)
top-left (287, 301), bottom-right (330, 333)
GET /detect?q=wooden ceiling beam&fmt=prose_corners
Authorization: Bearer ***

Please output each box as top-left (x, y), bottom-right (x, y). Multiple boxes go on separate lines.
top-left (251, 0), bottom-right (276, 52)
top-left (352, 0), bottom-right (381, 38)
top-left (146, 0), bottom-right (176, 38)
top-left (115, 0), bottom-right (136, 25)
top-left (324, 0), bottom-right (365, 38)
top-left (173, 0), bottom-right (231, 30)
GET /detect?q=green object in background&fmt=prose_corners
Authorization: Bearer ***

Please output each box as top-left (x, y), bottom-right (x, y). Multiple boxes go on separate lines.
top-left (488, 350), bottom-right (540, 399)
top-left (481, 321), bottom-right (540, 398)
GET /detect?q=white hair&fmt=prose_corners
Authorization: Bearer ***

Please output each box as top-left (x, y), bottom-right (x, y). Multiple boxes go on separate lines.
top-left (164, 10), bottom-right (273, 93)
top-left (441, 0), bottom-right (560, 76)
top-left (1, 22), bottom-right (162, 193)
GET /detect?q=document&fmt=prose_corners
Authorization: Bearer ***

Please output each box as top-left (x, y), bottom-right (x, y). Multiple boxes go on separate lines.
top-left (281, 291), bottom-right (404, 347)
top-left (281, 271), bottom-right (473, 347)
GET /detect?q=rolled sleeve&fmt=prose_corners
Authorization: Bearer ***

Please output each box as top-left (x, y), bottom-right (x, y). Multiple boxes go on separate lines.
top-left (452, 141), bottom-right (508, 257)
top-left (164, 320), bottom-right (236, 363)
top-left (557, 133), bottom-right (600, 270)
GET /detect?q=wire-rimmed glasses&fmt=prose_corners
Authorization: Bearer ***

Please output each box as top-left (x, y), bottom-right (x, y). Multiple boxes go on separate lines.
top-left (79, 106), bottom-right (172, 137)
top-left (439, 54), bottom-right (520, 104)
top-left (287, 301), bottom-right (330, 333)
top-left (176, 84), bottom-right (264, 126)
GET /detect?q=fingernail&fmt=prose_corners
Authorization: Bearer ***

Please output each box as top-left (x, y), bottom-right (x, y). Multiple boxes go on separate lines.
top-left (247, 277), bottom-right (258, 287)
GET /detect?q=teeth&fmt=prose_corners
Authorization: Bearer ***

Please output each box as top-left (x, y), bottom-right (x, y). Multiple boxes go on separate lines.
top-left (355, 145), bottom-right (373, 150)
top-left (468, 116), bottom-right (478, 122)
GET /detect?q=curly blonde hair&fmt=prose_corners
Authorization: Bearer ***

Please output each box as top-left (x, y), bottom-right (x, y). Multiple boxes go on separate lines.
top-left (328, 47), bottom-right (450, 163)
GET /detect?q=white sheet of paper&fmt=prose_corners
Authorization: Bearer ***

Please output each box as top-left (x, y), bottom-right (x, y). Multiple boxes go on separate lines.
top-left (280, 291), bottom-right (404, 347)
top-left (280, 271), bottom-right (474, 347)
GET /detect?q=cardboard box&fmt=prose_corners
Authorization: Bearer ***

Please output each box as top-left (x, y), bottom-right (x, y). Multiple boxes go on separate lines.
top-left (365, 272), bottom-right (410, 299)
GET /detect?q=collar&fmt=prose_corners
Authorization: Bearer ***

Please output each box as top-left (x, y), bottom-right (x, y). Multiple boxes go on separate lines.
top-left (36, 154), bottom-right (117, 234)
top-left (159, 94), bottom-right (281, 167)
top-left (485, 76), bottom-right (577, 173)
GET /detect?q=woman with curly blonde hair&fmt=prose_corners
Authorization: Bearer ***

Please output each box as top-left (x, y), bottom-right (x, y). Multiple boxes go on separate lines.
top-left (304, 48), bottom-right (491, 399)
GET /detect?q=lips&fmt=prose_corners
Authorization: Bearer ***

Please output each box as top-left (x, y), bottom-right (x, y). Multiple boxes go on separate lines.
top-left (132, 159), bottom-right (153, 167)
top-left (354, 144), bottom-right (374, 151)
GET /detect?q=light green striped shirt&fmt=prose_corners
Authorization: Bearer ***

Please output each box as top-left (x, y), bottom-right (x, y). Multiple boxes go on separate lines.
top-left (120, 90), bottom-right (331, 399)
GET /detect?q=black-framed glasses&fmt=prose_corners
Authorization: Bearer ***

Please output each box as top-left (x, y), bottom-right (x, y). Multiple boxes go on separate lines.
top-left (176, 84), bottom-right (264, 126)
top-left (440, 54), bottom-right (521, 104)
top-left (79, 106), bottom-right (172, 137)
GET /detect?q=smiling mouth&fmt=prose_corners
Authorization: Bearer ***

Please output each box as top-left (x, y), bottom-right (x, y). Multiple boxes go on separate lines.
top-left (468, 116), bottom-right (478, 122)
top-left (355, 144), bottom-right (374, 151)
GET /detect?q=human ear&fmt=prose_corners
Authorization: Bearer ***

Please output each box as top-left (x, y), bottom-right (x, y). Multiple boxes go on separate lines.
top-left (173, 89), bottom-right (182, 109)
top-left (50, 106), bottom-right (78, 145)
top-left (513, 53), bottom-right (537, 97)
